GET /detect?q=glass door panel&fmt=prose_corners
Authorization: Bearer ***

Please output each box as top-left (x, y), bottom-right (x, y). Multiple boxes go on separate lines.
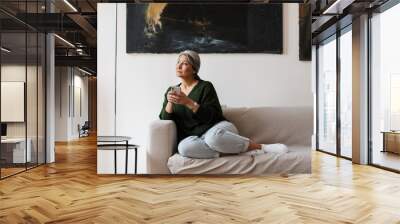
top-left (1, 31), bottom-right (27, 177)
top-left (339, 29), bottom-right (352, 158)
top-left (27, 31), bottom-right (38, 169)
top-left (371, 3), bottom-right (400, 171)
top-left (318, 37), bottom-right (337, 154)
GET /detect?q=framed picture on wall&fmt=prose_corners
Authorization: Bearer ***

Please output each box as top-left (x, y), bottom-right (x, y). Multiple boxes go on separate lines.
top-left (126, 3), bottom-right (283, 53)
top-left (1, 81), bottom-right (25, 122)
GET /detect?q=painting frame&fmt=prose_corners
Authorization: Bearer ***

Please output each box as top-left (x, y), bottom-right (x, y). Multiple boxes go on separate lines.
top-left (126, 3), bottom-right (283, 54)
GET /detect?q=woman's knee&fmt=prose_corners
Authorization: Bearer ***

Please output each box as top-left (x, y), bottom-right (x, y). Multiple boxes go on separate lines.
top-left (212, 121), bottom-right (238, 134)
top-left (177, 137), bottom-right (198, 156)
top-left (204, 128), bottom-right (226, 148)
top-left (204, 127), bottom-right (248, 153)
top-left (178, 136), bottom-right (219, 158)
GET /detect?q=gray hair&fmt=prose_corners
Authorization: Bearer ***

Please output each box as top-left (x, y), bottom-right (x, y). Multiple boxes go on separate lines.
top-left (178, 50), bottom-right (201, 79)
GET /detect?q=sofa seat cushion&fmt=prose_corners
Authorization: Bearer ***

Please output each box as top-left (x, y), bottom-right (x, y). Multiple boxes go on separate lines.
top-left (167, 145), bottom-right (310, 175)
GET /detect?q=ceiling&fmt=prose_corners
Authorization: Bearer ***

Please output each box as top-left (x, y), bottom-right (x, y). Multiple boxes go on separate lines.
top-left (310, 0), bottom-right (391, 44)
top-left (0, 0), bottom-right (99, 74)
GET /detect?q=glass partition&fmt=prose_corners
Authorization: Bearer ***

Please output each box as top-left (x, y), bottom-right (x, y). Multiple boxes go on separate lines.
top-left (370, 3), bottom-right (400, 171)
top-left (27, 31), bottom-right (38, 169)
top-left (38, 32), bottom-right (45, 165)
top-left (317, 36), bottom-right (337, 154)
top-left (0, 1), bottom-right (46, 179)
top-left (1, 31), bottom-right (28, 177)
top-left (339, 28), bottom-right (352, 158)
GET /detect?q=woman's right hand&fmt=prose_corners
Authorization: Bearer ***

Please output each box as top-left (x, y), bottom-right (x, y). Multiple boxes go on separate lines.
top-left (167, 90), bottom-right (176, 103)
top-left (165, 90), bottom-right (175, 113)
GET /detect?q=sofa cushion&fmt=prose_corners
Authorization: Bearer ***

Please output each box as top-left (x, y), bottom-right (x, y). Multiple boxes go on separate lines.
top-left (167, 145), bottom-right (310, 174)
top-left (222, 107), bottom-right (313, 147)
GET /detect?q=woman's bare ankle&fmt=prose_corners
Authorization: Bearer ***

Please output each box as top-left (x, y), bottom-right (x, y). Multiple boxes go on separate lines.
top-left (247, 141), bottom-right (262, 151)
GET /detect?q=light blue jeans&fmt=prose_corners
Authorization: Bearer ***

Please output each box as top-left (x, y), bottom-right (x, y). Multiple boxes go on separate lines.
top-left (178, 121), bottom-right (250, 159)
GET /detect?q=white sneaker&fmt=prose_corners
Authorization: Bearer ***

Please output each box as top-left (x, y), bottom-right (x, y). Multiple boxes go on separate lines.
top-left (241, 143), bottom-right (289, 156)
top-left (261, 143), bottom-right (289, 154)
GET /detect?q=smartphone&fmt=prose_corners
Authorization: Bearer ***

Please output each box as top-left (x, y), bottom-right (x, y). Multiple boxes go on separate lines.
top-left (171, 86), bottom-right (181, 94)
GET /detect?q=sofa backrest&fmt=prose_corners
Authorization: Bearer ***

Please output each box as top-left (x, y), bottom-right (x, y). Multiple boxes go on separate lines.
top-left (223, 107), bottom-right (313, 146)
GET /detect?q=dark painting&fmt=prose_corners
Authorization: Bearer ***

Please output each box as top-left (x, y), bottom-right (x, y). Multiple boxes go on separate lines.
top-left (126, 3), bottom-right (283, 53)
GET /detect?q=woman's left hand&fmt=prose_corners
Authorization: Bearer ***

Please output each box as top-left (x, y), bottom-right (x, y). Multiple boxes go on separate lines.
top-left (169, 91), bottom-right (193, 106)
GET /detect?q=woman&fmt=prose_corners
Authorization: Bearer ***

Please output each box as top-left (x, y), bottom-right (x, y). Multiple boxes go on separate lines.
top-left (159, 50), bottom-right (288, 158)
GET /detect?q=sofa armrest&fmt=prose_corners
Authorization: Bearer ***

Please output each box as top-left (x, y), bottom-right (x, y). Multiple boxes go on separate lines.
top-left (147, 120), bottom-right (177, 174)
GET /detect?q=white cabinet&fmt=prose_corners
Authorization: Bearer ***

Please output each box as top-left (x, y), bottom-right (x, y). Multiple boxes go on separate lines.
top-left (1, 138), bottom-right (32, 163)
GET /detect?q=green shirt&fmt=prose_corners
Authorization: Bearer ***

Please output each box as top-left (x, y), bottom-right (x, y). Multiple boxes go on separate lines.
top-left (159, 79), bottom-right (225, 145)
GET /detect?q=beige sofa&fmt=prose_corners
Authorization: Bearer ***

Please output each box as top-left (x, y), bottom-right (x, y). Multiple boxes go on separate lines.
top-left (147, 107), bottom-right (313, 174)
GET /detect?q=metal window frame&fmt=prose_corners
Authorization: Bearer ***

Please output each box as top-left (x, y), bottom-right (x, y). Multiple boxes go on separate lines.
top-left (316, 0), bottom-right (400, 173)
top-left (315, 23), bottom-right (353, 161)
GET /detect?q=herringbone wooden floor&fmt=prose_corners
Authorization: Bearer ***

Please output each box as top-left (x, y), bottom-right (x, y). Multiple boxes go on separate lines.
top-left (1, 136), bottom-right (400, 224)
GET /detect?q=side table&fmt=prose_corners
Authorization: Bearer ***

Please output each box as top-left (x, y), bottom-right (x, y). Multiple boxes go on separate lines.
top-left (97, 136), bottom-right (139, 174)
top-left (381, 131), bottom-right (400, 154)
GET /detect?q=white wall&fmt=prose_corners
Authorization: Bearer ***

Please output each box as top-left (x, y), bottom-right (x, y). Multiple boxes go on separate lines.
top-left (55, 67), bottom-right (89, 141)
top-left (97, 3), bottom-right (312, 174)
top-left (74, 73), bottom-right (89, 136)
top-left (55, 67), bottom-right (69, 141)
